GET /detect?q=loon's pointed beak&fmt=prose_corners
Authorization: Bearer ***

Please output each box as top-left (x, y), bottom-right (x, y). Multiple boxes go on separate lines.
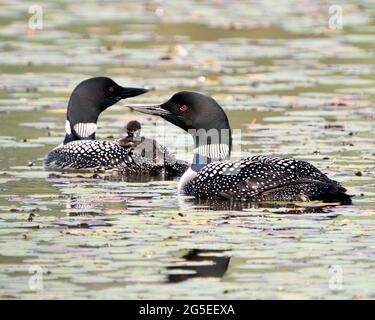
top-left (119, 87), bottom-right (149, 99)
top-left (123, 103), bottom-right (171, 116)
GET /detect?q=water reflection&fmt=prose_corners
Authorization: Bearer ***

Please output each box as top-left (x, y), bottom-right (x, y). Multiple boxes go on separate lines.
top-left (47, 171), bottom-right (167, 183)
top-left (167, 249), bottom-right (230, 283)
top-left (65, 195), bottom-right (103, 216)
top-left (179, 196), bottom-right (339, 214)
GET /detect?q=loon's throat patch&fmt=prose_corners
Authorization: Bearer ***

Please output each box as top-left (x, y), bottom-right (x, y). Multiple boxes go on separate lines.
top-left (193, 144), bottom-right (229, 160)
top-left (65, 120), bottom-right (72, 135)
top-left (73, 122), bottom-right (97, 138)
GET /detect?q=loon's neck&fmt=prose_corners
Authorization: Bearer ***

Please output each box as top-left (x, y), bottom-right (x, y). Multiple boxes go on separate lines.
top-left (191, 144), bottom-right (231, 171)
top-left (178, 128), bottom-right (232, 193)
top-left (64, 97), bottom-right (101, 144)
top-left (63, 120), bottom-right (97, 144)
top-left (190, 128), bottom-right (232, 172)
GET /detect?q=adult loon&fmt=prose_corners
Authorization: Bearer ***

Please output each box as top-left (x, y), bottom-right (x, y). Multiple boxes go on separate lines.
top-left (117, 120), bottom-right (189, 176)
top-left (124, 91), bottom-right (352, 204)
top-left (44, 77), bottom-right (186, 175)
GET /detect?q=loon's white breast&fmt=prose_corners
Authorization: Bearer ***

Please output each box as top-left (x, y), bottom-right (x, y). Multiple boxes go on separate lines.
top-left (178, 168), bottom-right (197, 193)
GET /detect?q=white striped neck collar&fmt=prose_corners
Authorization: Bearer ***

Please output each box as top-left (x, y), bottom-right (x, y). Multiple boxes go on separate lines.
top-left (63, 120), bottom-right (97, 144)
top-left (191, 143), bottom-right (230, 172)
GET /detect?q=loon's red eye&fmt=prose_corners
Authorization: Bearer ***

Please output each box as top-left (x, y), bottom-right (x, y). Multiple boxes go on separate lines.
top-left (179, 105), bottom-right (188, 111)
top-left (108, 86), bottom-right (115, 93)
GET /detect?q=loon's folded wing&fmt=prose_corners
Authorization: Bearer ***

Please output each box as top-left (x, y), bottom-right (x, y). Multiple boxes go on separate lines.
top-left (44, 140), bottom-right (134, 170)
top-left (190, 156), bottom-right (350, 203)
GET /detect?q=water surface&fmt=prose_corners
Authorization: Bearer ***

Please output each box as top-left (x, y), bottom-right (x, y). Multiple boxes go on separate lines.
top-left (0, 0), bottom-right (374, 299)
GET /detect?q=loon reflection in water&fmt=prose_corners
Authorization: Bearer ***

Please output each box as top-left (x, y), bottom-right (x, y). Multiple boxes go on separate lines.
top-left (179, 197), bottom-right (339, 215)
top-left (167, 249), bottom-right (230, 283)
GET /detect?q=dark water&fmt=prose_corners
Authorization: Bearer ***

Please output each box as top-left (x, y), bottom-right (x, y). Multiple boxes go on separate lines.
top-left (0, 1), bottom-right (374, 299)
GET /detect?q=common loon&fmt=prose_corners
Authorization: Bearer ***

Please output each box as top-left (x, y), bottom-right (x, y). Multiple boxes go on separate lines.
top-left (44, 77), bottom-right (185, 175)
top-left (125, 91), bottom-right (352, 204)
top-left (117, 120), bottom-right (189, 176)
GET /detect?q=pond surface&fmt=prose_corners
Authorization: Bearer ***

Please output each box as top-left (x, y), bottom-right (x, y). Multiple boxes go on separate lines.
top-left (0, 0), bottom-right (374, 299)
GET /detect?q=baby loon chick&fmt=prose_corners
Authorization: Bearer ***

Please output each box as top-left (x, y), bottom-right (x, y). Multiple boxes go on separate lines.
top-left (44, 77), bottom-right (156, 172)
top-left (118, 120), bottom-right (189, 176)
top-left (125, 92), bottom-right (351, 204)
top-left (118, 120), bottom-right (142, 148)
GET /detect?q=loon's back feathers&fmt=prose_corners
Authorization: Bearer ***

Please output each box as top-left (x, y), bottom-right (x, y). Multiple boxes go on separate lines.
top-left (117, 131), bottom-right (189, 176)
top-left (46, 134), bottom-right (188, 175)
top-left (45, 140), bottom-right (135, 171)
top-left (184, 155), bottom-right (350, 203)
top-left (45, 139), bottom-right (188, 175)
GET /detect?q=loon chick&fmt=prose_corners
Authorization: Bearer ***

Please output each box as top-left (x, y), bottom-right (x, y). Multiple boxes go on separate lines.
top-left (44, 77), bottom-right (153, 172)
top-left (118, 120), bottom-right (142, 148)
top-left (125, 91), bottom-right (352, 204)
top-left (118, 120), bottom-right (189, 176)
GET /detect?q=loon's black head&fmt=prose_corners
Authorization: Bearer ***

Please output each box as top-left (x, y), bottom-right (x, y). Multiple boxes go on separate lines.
top-left (125, 92), bottom-right (232, 169)
top-left (64, 77), bottom-right (148, 144)
top-left (125, 91), bottom-right (231, 143)
top-left (126, 120), bottom-right (141, 138)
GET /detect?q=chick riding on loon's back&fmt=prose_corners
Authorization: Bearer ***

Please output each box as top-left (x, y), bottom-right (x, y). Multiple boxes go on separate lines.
top-left (118, 120), bottom-right (188, 176)
top-left (125, 91), bottom-right (351, 204)
top-left (44, 77), bottom-right (187, 175)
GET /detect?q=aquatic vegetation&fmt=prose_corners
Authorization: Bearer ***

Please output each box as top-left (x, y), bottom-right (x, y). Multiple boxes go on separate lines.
top-left (0, 0), bottom-right (374, 299)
